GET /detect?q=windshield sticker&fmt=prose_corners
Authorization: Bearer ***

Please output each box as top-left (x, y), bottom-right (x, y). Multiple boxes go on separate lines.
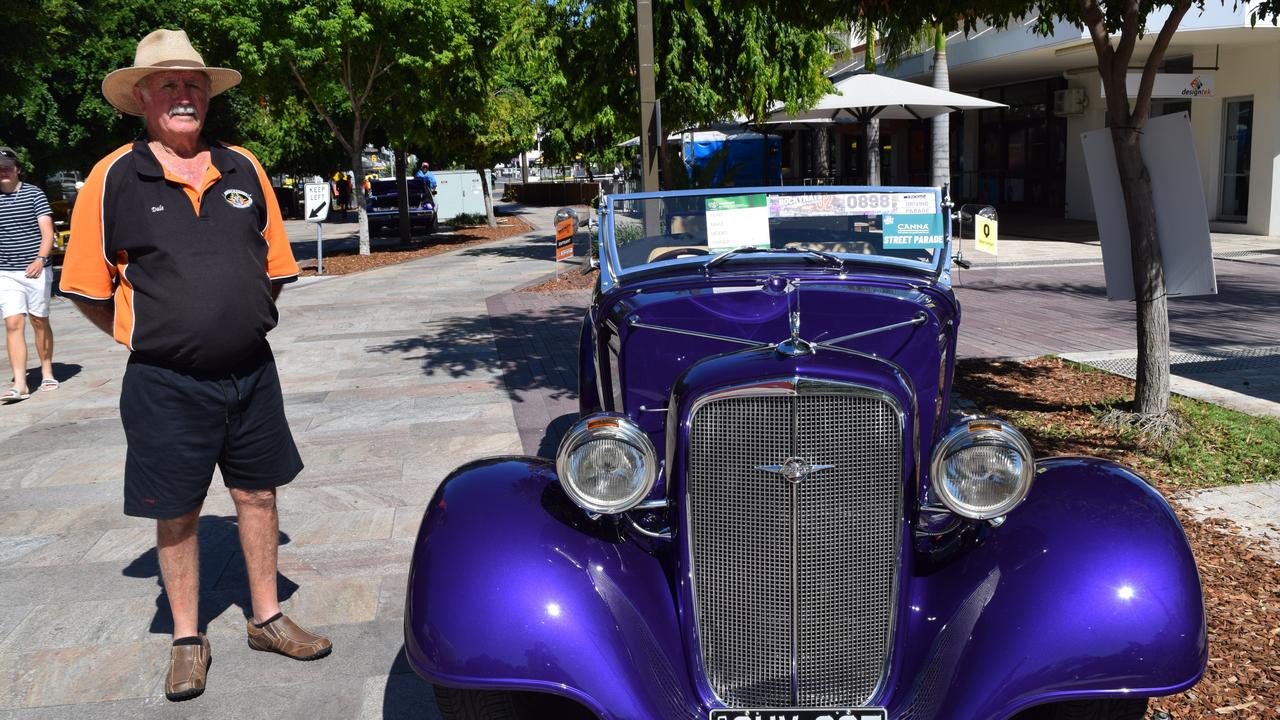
top-left (883, 212), bottom-right (945, 249)
top-left (706, 194), bottom-right (770, 252)
top-left (768, 192), bottom-right (936, 218)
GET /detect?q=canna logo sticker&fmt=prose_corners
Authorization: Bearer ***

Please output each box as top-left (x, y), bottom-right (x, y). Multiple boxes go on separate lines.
top-left (223, 189), bottom-right (254, 209)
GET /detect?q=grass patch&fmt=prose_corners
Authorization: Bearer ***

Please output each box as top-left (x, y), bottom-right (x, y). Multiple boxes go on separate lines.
top-left (954, 356), bottom-right (1280, 491)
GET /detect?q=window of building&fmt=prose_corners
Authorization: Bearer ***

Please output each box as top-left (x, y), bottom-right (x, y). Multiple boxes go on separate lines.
top-left (1219, 97), bottom-right (1253, 221)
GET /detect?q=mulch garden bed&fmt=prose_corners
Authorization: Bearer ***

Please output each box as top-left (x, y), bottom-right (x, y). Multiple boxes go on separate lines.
top-left (298, 215), bottom-right (533, 276)
top-left (955, 357), bottom-right (1279, 718)
top-left (521, 265), bottom-right (597, 293)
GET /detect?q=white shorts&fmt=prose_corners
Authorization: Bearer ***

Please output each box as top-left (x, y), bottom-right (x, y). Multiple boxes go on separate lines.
top-left (0, 269), bottom-right (53, 319)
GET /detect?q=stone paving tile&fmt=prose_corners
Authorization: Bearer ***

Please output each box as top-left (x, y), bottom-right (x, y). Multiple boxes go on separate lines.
top-left (0, 637), bottom-right (171, 709)
top-left (1, 566), bottom-right (150, 611)
top-left (275, 508), bottom-right (396, 547)
top-left (0, 596), bottom-right (159, 653)
top-left (279, 538), bottom-right (417, 582)
top-left (0, 530), bottom-right (108, 569)
top-left (0, 502), bottom-right (130, 537)
top-left (0, 603), bottom-right (32, 646)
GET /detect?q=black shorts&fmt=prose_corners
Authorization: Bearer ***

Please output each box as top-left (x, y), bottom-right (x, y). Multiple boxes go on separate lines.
top-left (120, 344), bottom-right (303, 519)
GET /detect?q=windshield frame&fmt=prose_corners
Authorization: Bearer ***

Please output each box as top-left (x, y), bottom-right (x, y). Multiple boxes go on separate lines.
top-left (599, 185), bottom-right (950, 291)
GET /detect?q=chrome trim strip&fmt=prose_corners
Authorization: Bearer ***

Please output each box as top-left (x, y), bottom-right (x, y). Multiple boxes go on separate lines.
top-left (822, 312), bottom-right (928, 347)
top-left (625, 513), bottom-right (672, 540)
top-left (682, 377), bottom-right (906, 707)
top-left (629, 317), bottom-right (769, 348)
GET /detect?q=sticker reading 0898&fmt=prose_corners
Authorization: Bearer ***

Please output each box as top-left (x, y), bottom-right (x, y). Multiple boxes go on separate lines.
top-left (709, 709), bottom-right (887, 720)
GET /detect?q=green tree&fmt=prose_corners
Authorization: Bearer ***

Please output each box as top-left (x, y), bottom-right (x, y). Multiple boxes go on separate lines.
top-left (542, 0), bottom-right (838, 183)
top-left (1, 0), bottom-right (188, 177)
top-left (195, 0), bottom-right (467, 254)
top-left (427, 0), bottom-right (549, 227)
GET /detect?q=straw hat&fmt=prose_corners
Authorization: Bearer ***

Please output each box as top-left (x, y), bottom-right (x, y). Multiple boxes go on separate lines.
top-left (102, 29), bottom-right (241, 116)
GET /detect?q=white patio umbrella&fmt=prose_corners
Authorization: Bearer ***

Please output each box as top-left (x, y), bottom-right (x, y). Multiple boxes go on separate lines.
top-left (764, 72), bottom-right (1005, 124)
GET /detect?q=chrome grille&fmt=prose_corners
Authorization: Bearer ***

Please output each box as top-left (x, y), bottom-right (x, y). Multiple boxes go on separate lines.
top-left (688, 387), bottom-right (902, 707)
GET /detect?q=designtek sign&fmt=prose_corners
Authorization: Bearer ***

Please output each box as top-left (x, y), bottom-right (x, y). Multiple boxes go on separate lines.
top-left (1101, 73), bottom-right (1215, 99)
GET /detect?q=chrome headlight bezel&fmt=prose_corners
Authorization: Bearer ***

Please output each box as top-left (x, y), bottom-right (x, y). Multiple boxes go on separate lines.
top-left (929, 417), bottom-right (1035, 520)
top-left (556, 413), bottom-right (658, 514)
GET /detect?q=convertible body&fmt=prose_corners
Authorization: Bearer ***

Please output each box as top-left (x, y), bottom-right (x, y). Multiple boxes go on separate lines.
top-left (405, 187), bottom-right (1205, 720)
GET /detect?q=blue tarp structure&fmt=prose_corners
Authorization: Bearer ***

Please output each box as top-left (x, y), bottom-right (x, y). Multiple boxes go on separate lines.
top-left (681, 131), bottom-right (781, 187)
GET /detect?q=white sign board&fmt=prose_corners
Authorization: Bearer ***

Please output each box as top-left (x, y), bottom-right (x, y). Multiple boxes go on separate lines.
top-left (706, 194), bottom-right (770, 251)
top-left (304, 183), bottom-right (330, 223)
top-left (1081, 111), bottom-right (1216, 301)
top-left (1101, 73), bottom-right (1214, 99)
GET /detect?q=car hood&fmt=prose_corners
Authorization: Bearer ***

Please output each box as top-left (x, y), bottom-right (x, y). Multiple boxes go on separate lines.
top-left (602, 272), bottom-right (957, 456)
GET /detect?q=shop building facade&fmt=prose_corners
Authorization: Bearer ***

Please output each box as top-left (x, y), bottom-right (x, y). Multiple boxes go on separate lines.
top-left (789, 5), bottom-right (1279, 235)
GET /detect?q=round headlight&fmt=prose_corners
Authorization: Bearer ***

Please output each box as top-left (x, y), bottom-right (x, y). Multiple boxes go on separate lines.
top-left (556, 414), bottom-right (658, 514)
top-left (930, 418), bottom-right (1034, 520)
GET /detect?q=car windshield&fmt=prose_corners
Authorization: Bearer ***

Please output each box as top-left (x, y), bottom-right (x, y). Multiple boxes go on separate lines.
top-left (602, 186), bottom-right (948, 277)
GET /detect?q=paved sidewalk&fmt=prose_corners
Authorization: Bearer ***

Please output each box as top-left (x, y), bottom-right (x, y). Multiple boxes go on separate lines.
top-left (0, 206), bottom-right (564, 718)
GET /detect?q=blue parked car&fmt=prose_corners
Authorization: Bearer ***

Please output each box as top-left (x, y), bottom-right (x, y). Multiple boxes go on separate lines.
top-left (405, 186), bottom-right (1206, 720)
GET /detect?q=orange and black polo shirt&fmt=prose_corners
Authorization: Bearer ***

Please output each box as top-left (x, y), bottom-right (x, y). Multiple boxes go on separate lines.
top-left (62, 140), bottom-right (299, 371)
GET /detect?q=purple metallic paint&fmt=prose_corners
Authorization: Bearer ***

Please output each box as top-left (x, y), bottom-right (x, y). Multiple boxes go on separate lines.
top-left (404, 456), bottom-right (1204, 720)
top-left (405, 261), bottom-right (1205, 719)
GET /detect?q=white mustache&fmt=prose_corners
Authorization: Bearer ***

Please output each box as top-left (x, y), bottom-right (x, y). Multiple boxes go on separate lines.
top-left (169, 105), bottom-right (198, 117)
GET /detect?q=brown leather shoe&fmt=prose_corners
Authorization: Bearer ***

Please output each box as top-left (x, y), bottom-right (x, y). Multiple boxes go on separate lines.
top-left (246, 614), bottom-right (332, 660)
top-left (165, 634), bottom-right (210, 702)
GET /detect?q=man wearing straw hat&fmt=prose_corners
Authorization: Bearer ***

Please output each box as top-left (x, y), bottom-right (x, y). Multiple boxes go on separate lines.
top-left (62, 29), bottom-right (330, 702)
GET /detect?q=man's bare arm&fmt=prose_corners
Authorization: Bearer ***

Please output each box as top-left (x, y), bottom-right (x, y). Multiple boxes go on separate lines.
top-left (70, 298), bottom-right (115, 336)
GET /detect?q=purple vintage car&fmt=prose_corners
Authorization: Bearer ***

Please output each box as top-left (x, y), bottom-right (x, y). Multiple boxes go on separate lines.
top-left (404, 187), bottom-right (1205, 720)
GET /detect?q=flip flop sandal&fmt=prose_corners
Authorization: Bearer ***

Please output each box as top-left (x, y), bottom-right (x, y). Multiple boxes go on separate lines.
top-left (2, 388), bottom-right (30, 403)
top-left (39, 378), bottom-right (59, 392)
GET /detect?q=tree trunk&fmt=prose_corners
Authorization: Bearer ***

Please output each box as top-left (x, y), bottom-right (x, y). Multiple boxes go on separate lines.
top-left (1111, 127), bottom-right (1170, 415)
top-left (930, 25), bottom-right (950, 190)
top-left (396, 147), bottom-right (410, 245)
top-left (813, 126), bottom-right (830, 180)
top-left (352, 145), bottom-right (370, 255)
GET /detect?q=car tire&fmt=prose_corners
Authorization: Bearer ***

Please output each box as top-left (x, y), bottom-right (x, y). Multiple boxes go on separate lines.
top-left (427, 218), bottom-right (438, 235)
top-left (432, 686), bottom-right (595, 720)
top-left (433, 686), bottom-right (521, 720)
top-left (1018, 698), bottom-right (1150, 720)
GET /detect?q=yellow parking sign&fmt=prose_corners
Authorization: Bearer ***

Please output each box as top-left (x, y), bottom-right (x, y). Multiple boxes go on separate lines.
top-left (975, 215), bottom-right (998, 255)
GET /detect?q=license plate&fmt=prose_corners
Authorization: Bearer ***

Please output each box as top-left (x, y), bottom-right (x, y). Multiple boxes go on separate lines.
top-left (710, 710), bottom-right (887, 720)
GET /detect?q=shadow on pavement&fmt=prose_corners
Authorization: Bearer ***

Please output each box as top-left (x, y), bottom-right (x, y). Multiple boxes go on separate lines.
top-left (121, 514), bottom-right (299, 635)
top-left (459, 241), bottom-right (554, 262)
top-left (23, 361), bottom-right (82, 390)
top-left (537, 413), bottom-right (579, 459)
top-left (367, 305), bottom-right (584, 404)
top-left (382, 644), bottom-right (440, 719)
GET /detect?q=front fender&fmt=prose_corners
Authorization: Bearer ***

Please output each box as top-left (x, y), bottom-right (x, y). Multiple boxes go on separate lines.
top-left (406, 457), bottom-right (1206, 720)
top-left (403, 457), bottom-right (699, 720)
top-left (891, 457), bottom-right (1207, 719)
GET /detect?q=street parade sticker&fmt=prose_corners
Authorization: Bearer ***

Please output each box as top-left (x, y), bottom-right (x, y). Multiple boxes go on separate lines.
top-left (706, 194), bottom-right (771, 251)
top-left (883, 212), bottom-right (945, 249)
top-left (768, 192), bottom-right (935, 218)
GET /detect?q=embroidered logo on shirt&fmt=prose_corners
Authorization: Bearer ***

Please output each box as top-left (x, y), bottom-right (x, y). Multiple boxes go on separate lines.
top-left (223, 189), bottom-right (254, 209)
top-left (151, 205), bottom-right (165, 213)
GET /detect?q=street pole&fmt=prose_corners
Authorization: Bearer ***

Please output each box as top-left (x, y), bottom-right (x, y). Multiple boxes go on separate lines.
top-left (637, 0), bottom-right (661, 235)
top-left (316, 223), bottom-right (324, 275)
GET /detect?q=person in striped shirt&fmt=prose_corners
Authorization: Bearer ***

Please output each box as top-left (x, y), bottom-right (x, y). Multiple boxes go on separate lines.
top-left (0, 146), bottom-right (56, 403)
